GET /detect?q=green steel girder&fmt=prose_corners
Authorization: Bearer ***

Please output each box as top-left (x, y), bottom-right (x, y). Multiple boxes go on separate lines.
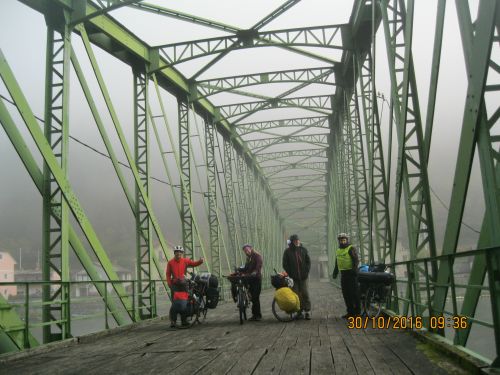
top-left (339, 102), bottom-right (361, 260)
top-left (21, 0), bottom-right (282, 224)
top-left (222, 139), bottom-right (240, 267)
top-left (268, 173), bottom-right (326, 182)
top-left (188, 0), bottom-right (305, 80)
top-left (77, 27), bottom-right (175, 281)
top-left (263, 162), bottom-right (327, 177)
top-left (246, 134), bottom-right (328, 153)
top-left (194, 67), bottom-right (336, 99)
top-left (356, 50), bottom-right (391, 264)
top-left (129, 2), bottom-right (240, 34)
top-left (381, 0), bottom-right (437, 270)
top-left (431, 0), bottom-right (500, 356)
top-left (0, 95), bottom-right (129, 330)
top-left (178, 98), bottom-right (194, 258)
top-left (133, 68), bottom-right (154, 319)
top-left (237, 116), bottom-right (329, 135)
top-left (205, 118), bottom-right (221, 278)
top-left (0, 294), bottom-right (38, 352)
top-left (155, 24), bottom-right (348, 68)
top-left (42, 15), bottom-right (71, 343)
top-left (235, 152), bottom-right (250, 244)
top-left (271, 179), bottom-right (326, 191)
top-left (344, 89), bottom-right (370, 260)
top-left (257, 149), bottom-right (327, 163)
top-left (216, 95), bottom-right (333, 121)
top-left (0, 50), bottom-right (133, 323)
top-left (70, 0), bottom-right (144, 26)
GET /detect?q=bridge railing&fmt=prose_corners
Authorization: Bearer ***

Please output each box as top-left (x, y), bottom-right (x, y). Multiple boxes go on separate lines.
top-left (386, 246), bottom-right (500, 366)
top-left (0, 278), bottom-right (231, 354)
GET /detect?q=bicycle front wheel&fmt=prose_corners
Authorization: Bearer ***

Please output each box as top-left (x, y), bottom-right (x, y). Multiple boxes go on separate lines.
top-left (238, 288), bottom-right (246, 325)
top-left (271, 298), bottom-right (294, 322)
top-left (364, 287), bottom-right (382, 318)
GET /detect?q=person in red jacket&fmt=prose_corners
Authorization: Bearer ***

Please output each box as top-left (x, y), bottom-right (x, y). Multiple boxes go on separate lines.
top-left (166, 245), bottom-right (204, 327)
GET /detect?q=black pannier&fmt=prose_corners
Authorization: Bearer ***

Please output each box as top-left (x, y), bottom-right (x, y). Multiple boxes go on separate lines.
top-left (205, 287), bottom-right (219, 309)
top-left (358, 271), bottom-right (395, 286)
top-left (271, 274), bottom-right (287, 289)
top-left (195, 273), bottom-right (218, 288)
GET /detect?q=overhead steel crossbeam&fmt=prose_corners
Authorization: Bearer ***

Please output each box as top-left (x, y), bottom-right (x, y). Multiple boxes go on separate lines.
top-left (246, 134), bottom-right (328, 153)
top-left (129, 2), bottom-right (241, 33)
top-left (70, 0), bottom-right (144, 26)
top-left (257, 149), bottom-right (327, 163)
top-left (216, 95), bottom-right (334, 121)
top-left (154, 24), bottom-right (348, 68)
top-left (194, 67), bottom-right (335, 99)
top-left (268, 173), bottom-right (326, 182)
top-left (263, 161), bottom-right (327, 177)
top-left (237, 116), bottom-right (329, 135)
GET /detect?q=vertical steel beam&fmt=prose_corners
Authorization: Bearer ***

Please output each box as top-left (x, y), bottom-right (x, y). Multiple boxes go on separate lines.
top-left (223, 139), bottom-right (239, 267)
top-left (205, 117), bottom-right (221, 278)
top-left (381, 0), bottom-right (437, 287)
top-left (345, 88), bottom-right (370, 262)
top-left (178, 98), bottom-right (194, 258)
top-left (42, 14), bottom-right (71, 343)
top-left (134, 68), bottom-right (154, 319)
top-left (356, 51), bottom-right (391, 264)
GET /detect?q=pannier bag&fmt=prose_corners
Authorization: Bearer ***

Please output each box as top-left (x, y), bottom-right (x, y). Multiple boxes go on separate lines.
top-left (205, 287), bottom-right (219, 309)
top-left (357, 271), bottom-right (395, 286)
top-left (274, 287), bottom-right (300, 313)
top-left (271, 274), bottom-right (287, 289)
top-left (195, 272), bottom-right (219, 288)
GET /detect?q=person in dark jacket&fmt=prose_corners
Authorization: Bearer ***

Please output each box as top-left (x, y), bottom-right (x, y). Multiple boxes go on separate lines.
top-left (241, 244), bottom-right (263, 321)
top-left (332, 233), bottom-right (361, 318)
top-left (282, 234), bottom-right (311, 320)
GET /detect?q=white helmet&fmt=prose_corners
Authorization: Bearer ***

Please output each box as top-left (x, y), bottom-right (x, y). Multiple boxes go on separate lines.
top-left (337, 233), bottom-right (349, 240)
top-left (173, 245), bottom-right (185, 253)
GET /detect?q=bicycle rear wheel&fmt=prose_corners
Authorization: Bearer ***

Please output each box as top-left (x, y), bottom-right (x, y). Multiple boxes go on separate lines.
top-left (364, 287), bottom-right (382, 318)
top-left (271, 298), bottom-right (295, 322)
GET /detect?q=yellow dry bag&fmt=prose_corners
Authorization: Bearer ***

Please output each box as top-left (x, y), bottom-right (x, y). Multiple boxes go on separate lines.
top-left (274, 287), bottom-right (300, 313)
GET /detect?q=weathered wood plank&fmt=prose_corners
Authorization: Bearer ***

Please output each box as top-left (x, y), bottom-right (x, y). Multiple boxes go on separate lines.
top-left (329, 335), bottom-right (357, 373)
top-left (279, 345), bottom-right (311, 374)
top-left (310, 345), bottom-right (334, 374)
top-left (253, 347), bottom-right (288, 375)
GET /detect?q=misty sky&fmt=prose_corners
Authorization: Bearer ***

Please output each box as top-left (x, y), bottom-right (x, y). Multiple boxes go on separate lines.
top-left (0, 0), bottom-right (487, 273)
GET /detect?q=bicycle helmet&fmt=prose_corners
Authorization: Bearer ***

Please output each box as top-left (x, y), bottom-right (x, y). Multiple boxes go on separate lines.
top-left (337, 233), bottom-right (349, 240)
top-left (173, 245), bottom-right (185, 253)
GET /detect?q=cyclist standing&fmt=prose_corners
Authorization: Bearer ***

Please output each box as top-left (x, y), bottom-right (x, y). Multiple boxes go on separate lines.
top-left (166, 245), bottom-right (204, 327)
top-left (240, 244), bottom-right (263, 321)
top-left (332, 233), bottom-right (361, 318)
top-left (283, 234), bottom-right (312, 320)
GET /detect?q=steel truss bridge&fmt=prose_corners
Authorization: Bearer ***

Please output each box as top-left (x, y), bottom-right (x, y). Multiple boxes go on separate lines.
top-left (0, 0), bottom-right (499, 369)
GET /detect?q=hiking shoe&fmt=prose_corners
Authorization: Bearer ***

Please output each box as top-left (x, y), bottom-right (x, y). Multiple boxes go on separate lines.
top-left (181, 321), bottom-right (190, 327)
top-left (305, 312), bottom-right (311, 320)
top-left (248, 316), bottom-right (262, 321)
top-left (295, 312), bottom-right (304, 320)
top-left (170, 321), bottom-right (176, 328)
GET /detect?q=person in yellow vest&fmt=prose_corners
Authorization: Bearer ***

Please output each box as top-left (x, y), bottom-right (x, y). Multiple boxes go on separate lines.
top-left (332, 233), bottom-right (361, 318)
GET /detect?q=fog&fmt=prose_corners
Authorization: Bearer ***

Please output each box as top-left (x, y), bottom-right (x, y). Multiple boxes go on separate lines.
top-left (0, 0), bottom-right (487, 273)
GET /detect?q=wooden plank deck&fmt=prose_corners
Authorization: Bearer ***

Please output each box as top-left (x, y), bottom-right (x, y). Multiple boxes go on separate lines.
top-left (1, 281), bottom-right (466, 374)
